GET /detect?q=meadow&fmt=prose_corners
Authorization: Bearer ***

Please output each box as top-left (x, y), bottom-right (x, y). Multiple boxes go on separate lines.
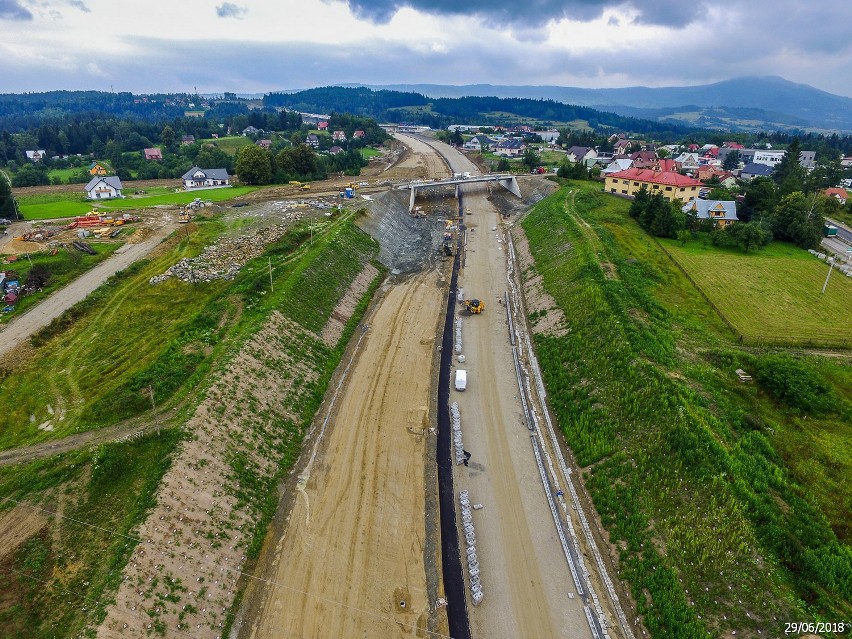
top-left (16, 185), bottom-right (257, 220)
top-left (521, 180), bottom-right (851, 638)
top-left (662, 239), bottom-right (852, 346)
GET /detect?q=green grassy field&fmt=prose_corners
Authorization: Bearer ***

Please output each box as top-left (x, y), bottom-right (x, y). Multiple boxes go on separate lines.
top-left (198, 136), bottom-right (253, 155)
top-left (359, 147), bottom-right (381, 159)
top-left (16, 186), bottom-right (258, 220)
top-left (662, 239), bottom-right (852, 346)
top-left (521, 180), bottom-right (851, 637)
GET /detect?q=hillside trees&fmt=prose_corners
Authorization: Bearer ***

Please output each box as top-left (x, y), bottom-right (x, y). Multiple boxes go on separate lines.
top-left (771, 191), bottom-right (825, 249)
top-left (740, 177), bottom-right (777, 222)
top-left (0, 171), bottom-right (20, 219)
top-left (235, 144), bottom-right (272, 185)
top-left (773, 138), bottom-right (806, 196)
top-left (628, 186), bottom-right (685, 238)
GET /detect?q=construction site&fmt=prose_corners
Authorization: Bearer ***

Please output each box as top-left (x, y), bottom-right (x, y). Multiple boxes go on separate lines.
top-left (0, 135), bottom-right (634, 639)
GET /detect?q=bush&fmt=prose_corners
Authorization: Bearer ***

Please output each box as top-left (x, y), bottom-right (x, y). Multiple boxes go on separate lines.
top-left (754, 354), bottom-right (834, 412)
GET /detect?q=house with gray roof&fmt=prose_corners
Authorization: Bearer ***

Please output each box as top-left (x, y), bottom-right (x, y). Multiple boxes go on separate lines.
top-left (682, 199), bottom-right (739, 228)
top-left (181, 167), bottom-right (231, 190)
top-left (85, 176), bottom-right (124, 200)
top-left (740, 162), bottom-right (774, 180)
top-left (463, 135), bottom-right (497, 151)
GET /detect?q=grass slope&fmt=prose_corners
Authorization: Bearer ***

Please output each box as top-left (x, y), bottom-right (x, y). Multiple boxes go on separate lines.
top-left (521, 181), bottom-right (851, 638)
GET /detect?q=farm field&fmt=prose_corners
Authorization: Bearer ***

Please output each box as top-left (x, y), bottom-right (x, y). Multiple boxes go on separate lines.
top-left (198, 135), bottom-right (253, 155)
top-left (662, 240), bottom-right (852, 346)
top-left (519, 180), bottom-right (852, 638)
top-left (16, 185), bottom-right (257, 219)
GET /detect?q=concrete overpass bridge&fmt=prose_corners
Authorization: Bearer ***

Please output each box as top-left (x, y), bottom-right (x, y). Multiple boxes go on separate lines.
top-left (396, 174), bottom-right (522, 212)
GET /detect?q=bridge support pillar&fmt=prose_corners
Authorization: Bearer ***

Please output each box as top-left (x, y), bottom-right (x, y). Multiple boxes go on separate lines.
top-left (497, 176), bottom-right (522, 198)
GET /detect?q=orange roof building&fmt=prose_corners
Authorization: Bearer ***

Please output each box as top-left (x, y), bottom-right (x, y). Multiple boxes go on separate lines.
top-left (605, 168), bottom-right (703, 202)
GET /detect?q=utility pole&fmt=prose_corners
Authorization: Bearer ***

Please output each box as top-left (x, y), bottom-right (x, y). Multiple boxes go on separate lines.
top-left (821, 256), bottom-right (835, 294)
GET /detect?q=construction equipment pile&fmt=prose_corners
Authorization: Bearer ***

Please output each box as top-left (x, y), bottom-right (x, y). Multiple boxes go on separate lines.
top-left (150, 215), bottom-right (304, 285)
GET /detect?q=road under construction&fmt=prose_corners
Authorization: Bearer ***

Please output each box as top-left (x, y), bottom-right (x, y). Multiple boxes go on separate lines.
top-left (231, 133), bottom-right (638, 639)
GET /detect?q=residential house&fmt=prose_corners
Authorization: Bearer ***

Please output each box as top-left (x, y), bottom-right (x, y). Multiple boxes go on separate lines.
top-left (332, 130), bottom-right (347, 142)
top-left (825, 187), bottom-right (848, 205)
top-left (144, 148), bottom-right (163, 161)
top-left (353, 130), bottom-right (365, 139)
top-left (84, 176), bottom-right (123, 200)
top-left (181, 135), bottom-right (195, 145)
top-left (840, 157), bottom-right (852, 169)
top-left (317, 121), bottom-right (329, 131)
top-left (613, 139), bottom-right (632, 155)
top-left (656, 159), bottom-right (678, 173)
top-left (687, 143), bottom-right (700, 152)
top-left (329, 146), bottom-right (344, 155)
top-left (674, 152), bottom-right (701, 172)
top-left (181, 167), bottom-right (230, 189)
top-left (88, 162), bottom-right (108, 176)
top-left (463, 135), bottom-right (497, 151)
top-left (683, 200), bottom-right (739, 227)
top-left (601, 158), bottom-right (634, 176)
top-left (495, 139), bottom-right (526, 157)
top-left (566, 146), bottom-right (597, 164)
top-left (696, 166), bottom-right (737, 187)
top-left (630, 150), bottom-right (658, 169)
top-left (740, 162), bottom-right (774, 180)
top-left (604, 168), bottom-right (703, 202)
top-left (256, 139), bottom-right (272, 149)
top-left (25, 150), bottom-right (46, 162)
top-left (306, 134), bottom-right (320, 148)
top-left (510, 125), bottom-right (534, 134)
top-left (242, 126), bottom-right (260, 136)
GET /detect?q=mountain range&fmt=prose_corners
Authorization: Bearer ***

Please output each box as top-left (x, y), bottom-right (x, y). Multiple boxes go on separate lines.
top-left (342, 76), bottom-right (852, 133)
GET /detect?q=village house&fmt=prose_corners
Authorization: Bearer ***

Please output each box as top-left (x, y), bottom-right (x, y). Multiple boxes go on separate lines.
top-left (825, 187), bottom-right (848, 205)
top-left (144, 148), bottom-right (163, 161)
top-left (740, 162), bottom-right (775, 180)
top-left (683, 200), bottom-right (739, 227)
top-left (332, 130), bottom-right (347, 142)
top-left (675, 152), bottom-right (701, 171)
top-left (328, 146), bottom-right (344, 155)
top-left (566, 146), bottom-right (597, 164)
top-left (242, 126), bottom-right (260, 136)
top-left (317, 121), bottom-right (329, 131)
top-left (696, 166), bottom-right (737, 187)
top-left (84, 175), bottom-right (123, 200)
top-left (601, 158), bottom-right (634, 176)
top-left (604, 168), bottom-right (703, 202)
top-left (88, 162), bottom-right (108, 176)
top-left (181, 135), bottom-right (195, 145)
top-left (256, 139), bottom-right (272, 149)
top-left (181, 167), bottom-right (230, 189)
top-left (25, 150), bottom-right (46, 162)
top-left (613, 139), bottom-right (632, 155)
top-left (353, 130), bottom-right (365, 139)
top-left (306, 134), bottom-right (319, 148)
top-left (495, 138), bottom-right (526, 157)
top-left (463, 135), bottom-right (497, 151)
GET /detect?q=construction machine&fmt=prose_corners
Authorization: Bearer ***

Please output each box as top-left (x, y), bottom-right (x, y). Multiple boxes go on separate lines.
top-left (179, 211), bottom-right (191, 223)
top-left (464, 299), bottom-right (485, 314)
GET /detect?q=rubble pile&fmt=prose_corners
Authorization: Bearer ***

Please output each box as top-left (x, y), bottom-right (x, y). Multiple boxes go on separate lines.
top-left (150, 213), bottom-right (305, 285)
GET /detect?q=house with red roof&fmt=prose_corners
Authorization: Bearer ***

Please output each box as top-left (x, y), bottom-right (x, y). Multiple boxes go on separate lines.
top-left (144, 148), bottom-right (163, 161)
top-left (825, 187), bottom-right (848, 205)
top-left (317, 121), bottom-right (328, 131)
top-left (604, 168), bottom-right (703, 202)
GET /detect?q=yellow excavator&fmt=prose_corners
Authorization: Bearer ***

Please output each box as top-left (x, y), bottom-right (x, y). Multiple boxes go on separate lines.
top-left (464, 299), bottom-right (485, 314)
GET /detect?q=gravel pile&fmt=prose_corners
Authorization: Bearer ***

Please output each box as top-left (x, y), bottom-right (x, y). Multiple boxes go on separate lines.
top-left (150, 212), bottom-right (304, 284)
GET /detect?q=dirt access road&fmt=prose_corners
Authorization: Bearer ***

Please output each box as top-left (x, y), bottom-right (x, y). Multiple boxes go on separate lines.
top-left (241, 271), bottom-right (447, 639)
top-left (406, 135), bottom-right (595, 639)
top-left (0, 224), bottom-right (176, 359)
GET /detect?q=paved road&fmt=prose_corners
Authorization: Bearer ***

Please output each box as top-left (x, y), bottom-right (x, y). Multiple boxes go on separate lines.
top-left (0, 225), bottom-right (176, 358)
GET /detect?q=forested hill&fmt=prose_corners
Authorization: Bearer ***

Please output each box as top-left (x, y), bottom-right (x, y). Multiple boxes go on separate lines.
top-left (0, 91), bottom-right (191, 126)
top-left (263, 86), bottom-right (698, 138)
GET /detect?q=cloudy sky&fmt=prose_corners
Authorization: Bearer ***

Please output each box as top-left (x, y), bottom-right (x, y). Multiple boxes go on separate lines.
top-left (2, 0), bottom-right (851, 97)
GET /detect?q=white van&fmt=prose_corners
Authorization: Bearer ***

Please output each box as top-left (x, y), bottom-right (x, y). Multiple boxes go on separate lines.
top-left (454, 369), bottom-right (467, 391)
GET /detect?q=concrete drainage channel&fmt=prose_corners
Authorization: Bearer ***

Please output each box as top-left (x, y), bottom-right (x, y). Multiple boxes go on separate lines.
top-left (435, 192), bottom-right (472, 639)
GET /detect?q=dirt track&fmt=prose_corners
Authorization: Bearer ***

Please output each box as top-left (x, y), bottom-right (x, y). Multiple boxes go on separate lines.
top-left (242, 270), bottom-right (446, 638)
top-left (0, 224), bottom-right (176, 358)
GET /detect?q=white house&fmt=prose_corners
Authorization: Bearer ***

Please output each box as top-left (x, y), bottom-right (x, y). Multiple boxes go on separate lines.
top-left (84, 176), bottom-right (123, 200)
top-left (25, 150), bottom-right (47, 162)
top-left (181, 167), bottom-right (230, 189)
top-left (463, 135), bottom-right (497, 151)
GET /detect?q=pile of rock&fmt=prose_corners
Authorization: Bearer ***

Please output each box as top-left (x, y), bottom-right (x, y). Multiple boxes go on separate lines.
top-left (150, 218), bottom-right (303, 285)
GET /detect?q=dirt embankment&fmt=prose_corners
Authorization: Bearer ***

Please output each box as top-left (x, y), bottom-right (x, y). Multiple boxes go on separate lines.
top-left (238, 269), bottom-right (446, 639)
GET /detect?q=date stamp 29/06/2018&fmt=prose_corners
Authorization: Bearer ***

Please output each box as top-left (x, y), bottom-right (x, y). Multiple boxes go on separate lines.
top-left (784, 622), bottom-right (848, 635)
